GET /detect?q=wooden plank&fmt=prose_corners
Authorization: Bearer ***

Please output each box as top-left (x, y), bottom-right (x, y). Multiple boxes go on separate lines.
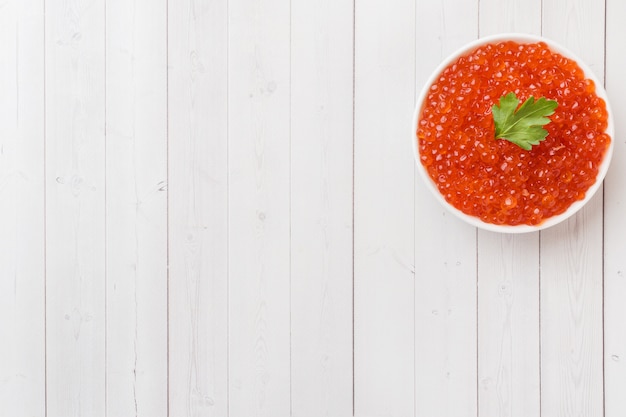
top-left (105, 0), bottom-right (168, 416)
top-left (44, 0), bottom-right (106, 415)
top-left (289, 0), bottom-right (354, 415)
top-left (413, 2), bottom-right (478, 416)
top-left (540, 1), bottom-right (606, 415)
top-left (476, 233), bottom-right (540, 417)
top-left (476, 3), bottom-right (541, 417)
top-left (167, 0), bottom-right (229, 414)
top-left (227, 0), bottom-right (291, 415)
top-left (479, 0), bottom-right (541, 35)
top-left (354, 0), bottom-right (415, 415)
top-left (603, 0), bottom-right (626, 414)
top-left (0, 0), bottom-right (45, 415)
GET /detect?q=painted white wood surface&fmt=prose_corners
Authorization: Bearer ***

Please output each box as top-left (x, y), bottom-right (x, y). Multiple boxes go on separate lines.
top-left (604, 1), bottom-right (626, 416)
top-left (290, 0), bottom-right (354, 415)
top-left (45, 0), bottom-right (106, 416)
top-left (354, 0), bottom-right (415, 415)
top-left (168, 0), bottom-right (229, 415)
top-left (1, 0), bottom-right (625, 416)
top-left (227, 0), bottom-right (291, 416)
top-left (0, 1), bottom-right (45, 416)
top-left (105, 0), bottom-right (168, 415)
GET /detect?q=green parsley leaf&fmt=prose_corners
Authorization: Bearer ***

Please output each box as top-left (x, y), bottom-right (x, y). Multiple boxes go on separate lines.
top-left (492, 92), bottom-right (558, 151)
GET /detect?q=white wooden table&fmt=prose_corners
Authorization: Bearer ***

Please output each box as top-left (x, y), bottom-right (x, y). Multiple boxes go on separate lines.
top-left (1, 0), bottom-right (625, 416)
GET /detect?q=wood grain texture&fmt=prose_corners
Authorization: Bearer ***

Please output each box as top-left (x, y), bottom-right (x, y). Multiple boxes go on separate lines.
top-left (476, 2), bottom-right (541, 417)
top-left (540, 1), bottom-right (606, 416)
top-left (478, 0), bottom-right (541, 35)
top-left (603, 0), bottom-right (626, 414)
top-left (354, 0), bottom-right (415, 415)
top-left (45, 0), bottom-right (106, 416)
top-left (414, 2), bottom-right (478, 416)
top-left (227, 0), bottom-right (291, 415)
top-left (540, 211), bottom-right (604, 417)
top-left (289, 0), bottom-right (354, 415)
top-left (105, 0), bottom-right (168, 415)
top-left (167, 0), bottom-right (229, 415)
top-left (477, 233), bottom-right (540, 417)
top-left (0, 0), bottom-right (45, 415)
top-left (1, 1), bottom-right (625, 416)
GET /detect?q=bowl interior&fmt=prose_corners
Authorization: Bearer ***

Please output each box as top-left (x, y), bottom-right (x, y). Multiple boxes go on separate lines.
top-left (412, 33), bottom-right (614, 233)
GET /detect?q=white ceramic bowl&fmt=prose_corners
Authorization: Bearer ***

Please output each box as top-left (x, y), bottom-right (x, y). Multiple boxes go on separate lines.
top-left (412, 33), bottom-right (614, 233)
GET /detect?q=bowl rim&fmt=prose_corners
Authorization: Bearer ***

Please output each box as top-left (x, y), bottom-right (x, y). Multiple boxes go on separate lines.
top-left (412, 32), bottom-right (615, 233)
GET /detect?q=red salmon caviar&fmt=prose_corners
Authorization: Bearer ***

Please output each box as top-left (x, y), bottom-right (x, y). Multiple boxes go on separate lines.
top-left (417, 41), bottom-right (611, 226)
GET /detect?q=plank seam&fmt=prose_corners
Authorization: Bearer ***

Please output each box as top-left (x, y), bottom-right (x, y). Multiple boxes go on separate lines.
top-left (602, 1), bottom-right (607, 415)
top-left (289, 0), bottom-right (293, 414)
top-left (413, 1), bottom-right (417, 416)
top-left (412, 196), bottom-right (416, 417)
top-left (475, 228), bottom-right (479, 417)
top-left (538, 233), bottom-right (542, 417)
top-left (104, 0), bottom-right (108, 412)
top-left (165, 0), bottom-right (171, 414)
top-left (225, 0), bottom-right (231, 414)
top-left (43, 0), bottom-right (48, 414)
top-left (351, 0), bottom-right (356, 413)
